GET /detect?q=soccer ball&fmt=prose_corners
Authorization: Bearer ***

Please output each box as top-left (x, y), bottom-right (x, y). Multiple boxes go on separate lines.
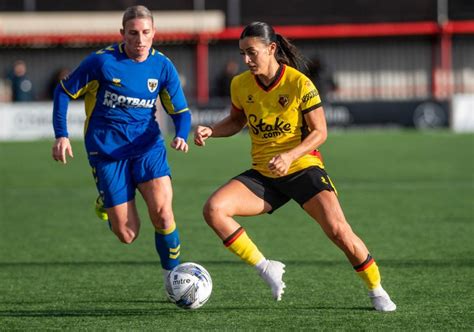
top-left (165, 262), bottom-right (213, 309)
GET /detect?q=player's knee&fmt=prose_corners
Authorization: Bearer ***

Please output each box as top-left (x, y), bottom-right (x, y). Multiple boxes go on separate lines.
top-left (202, 199), bottom-right (215, 223)
top-left (150, 208), bottom-right (174, 229)
top-left (326, 223), bottom-right (350, 246)
top-left (203, 197), bottom-right (231, 224)
top-left (115, 229), bottom-right (138, 244)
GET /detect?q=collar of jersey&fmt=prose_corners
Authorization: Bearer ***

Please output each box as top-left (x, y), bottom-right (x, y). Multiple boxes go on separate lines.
top-left (254, 64), bottom-right (285, 92)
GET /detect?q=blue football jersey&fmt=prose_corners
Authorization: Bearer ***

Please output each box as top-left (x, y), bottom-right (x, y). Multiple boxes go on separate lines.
top-left (58, 43), bottom-right (190, 160)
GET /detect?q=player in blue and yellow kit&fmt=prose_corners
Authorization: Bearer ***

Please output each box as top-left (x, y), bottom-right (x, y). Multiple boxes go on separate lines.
top-left (51, 6), bottom-right (189, 282)
top-left (194, 22), bottom-right (396, 311)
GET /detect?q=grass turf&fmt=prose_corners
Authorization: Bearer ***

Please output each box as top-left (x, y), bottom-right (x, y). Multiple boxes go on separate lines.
top-left (0, 130), bottom-right (473, 330)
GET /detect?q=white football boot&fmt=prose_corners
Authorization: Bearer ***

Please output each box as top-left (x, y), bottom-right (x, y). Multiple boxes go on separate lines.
top-left (257, 260), bottom-right (286, 301)
top-left (368, 286), bottom-right (397, 312)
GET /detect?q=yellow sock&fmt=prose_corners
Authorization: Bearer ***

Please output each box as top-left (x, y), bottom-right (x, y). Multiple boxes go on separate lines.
top-left (223, 227), bottom-right (264, 266)
top-left (354, 254), bottom-right (381, 290)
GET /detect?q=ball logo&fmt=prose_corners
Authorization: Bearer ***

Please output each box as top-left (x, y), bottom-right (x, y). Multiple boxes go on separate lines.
top-left (147, 78), bottom-right (158, 93)
top-left (173, 275), bottom-right (191, 285)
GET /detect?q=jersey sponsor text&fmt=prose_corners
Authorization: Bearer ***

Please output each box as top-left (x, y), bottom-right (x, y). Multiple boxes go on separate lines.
top-left (302, 89), bottom-right (319, 103)
top-left (103, 90), bottom-right (156, 108)
top-left (248, 114), bottom-right (292, 138)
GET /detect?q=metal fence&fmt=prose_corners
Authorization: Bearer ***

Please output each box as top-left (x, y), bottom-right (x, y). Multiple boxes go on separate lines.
top-left (0, 35), bottom-right (473, 103)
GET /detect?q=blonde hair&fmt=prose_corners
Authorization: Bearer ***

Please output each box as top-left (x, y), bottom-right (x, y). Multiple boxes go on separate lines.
top-left (122, 5), bottom-right (154, 28)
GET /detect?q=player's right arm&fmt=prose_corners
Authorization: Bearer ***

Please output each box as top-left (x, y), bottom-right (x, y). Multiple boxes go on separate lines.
top-left (51, 52), bottom-right (102, 163)
top-left (52, 83), bottom-right (74, 163)
top-left (52, 137), bottom-right (74, 164)
top-left (194, 75), bottom-right (246, 146)
top-left (194, 106), bottom-right (247, 146)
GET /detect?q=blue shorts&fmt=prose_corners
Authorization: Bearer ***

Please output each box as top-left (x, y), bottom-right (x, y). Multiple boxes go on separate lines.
top-left (89, 146), bottom-right (171, 208)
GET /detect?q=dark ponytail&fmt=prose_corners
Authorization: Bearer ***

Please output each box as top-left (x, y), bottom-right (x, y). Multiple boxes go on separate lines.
top-left (275, 34), bottom-right (308, 73)
top-left (240, 21), bottom-right (309, 72)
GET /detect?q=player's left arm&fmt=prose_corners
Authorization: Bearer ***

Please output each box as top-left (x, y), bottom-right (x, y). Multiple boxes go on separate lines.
top-left (268, 106), bottom-right (327, 176)
top-left (169, 111), bottom-right (191, 153)
top-left (289, 106), bottom-right (328, 158)
top-left (161, 58), bottom-right (192, 153)
top-left (268, 76), bottom-right (327, 176)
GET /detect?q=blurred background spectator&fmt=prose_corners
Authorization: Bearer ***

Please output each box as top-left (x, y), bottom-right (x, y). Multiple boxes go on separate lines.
top-left (216, 59), bottom-right (240, 98)
top-left (6, 60), bottom-right (34, 102)
top-left (307, 56), bottom-right (338, 104)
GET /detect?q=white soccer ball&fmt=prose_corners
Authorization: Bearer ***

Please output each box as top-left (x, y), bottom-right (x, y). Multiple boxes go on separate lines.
top-left (165, 262), bottom-right (213, 309)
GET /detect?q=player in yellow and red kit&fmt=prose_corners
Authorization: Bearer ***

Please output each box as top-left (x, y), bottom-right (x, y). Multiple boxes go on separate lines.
top-left (194, 21), bottom-right (396, 312)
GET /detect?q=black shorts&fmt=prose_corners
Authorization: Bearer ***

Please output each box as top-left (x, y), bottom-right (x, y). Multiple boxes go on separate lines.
top-left (233, 166), bottom-right (336, 214)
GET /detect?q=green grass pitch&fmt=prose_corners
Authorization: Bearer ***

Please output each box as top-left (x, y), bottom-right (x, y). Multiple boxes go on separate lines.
top-left (0, 130), bottom-right (473, 330)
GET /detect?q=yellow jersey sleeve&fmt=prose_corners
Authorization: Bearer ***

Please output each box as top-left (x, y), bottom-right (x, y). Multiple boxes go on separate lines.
top-left (230, 76), bottom-right (243, 111)
top-left (299, 77), bottom-right (322, 114)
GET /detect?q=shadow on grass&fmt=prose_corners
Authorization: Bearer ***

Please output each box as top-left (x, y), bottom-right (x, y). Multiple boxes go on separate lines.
top-left (0, 258), bottom-right (472, 268)
top-left (0, 308), bottom-right (179, 317)
top-left (1, 299), bottom-right (168, 306)
top-left (0, 305), bottom-right (374, 318)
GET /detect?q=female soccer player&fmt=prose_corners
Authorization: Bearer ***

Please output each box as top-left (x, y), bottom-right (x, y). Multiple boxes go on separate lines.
top-left (51, 6), bottom-right (190, 280)
top-left (194, 22), bottom-right (396, 312)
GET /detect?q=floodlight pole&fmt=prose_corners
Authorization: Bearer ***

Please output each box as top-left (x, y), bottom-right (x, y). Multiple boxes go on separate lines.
top-left (432, 0), bottom-right (452, 100)
top-left (227, 0), bottom-right (241, 27)
top-left (437, 0), bottom-right (448, 26)
top-left (196, 35), bottom-right (210, 105)
top-left (23, 0), bottom-right (36, 11)
top-left (193, 0), bottom-right (206, 11)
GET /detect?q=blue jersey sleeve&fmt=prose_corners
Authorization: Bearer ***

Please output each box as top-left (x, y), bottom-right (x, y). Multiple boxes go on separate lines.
top-left (159, 58), bottom-right (191, 140)
top-left (52, 84), bottom-right (71, 138)
top-left (52, 52), bottom-right (102, 138)
top-left (169, 111), bottom-right (192, 141)
top-left (61, 53), bottom-right (102, 99)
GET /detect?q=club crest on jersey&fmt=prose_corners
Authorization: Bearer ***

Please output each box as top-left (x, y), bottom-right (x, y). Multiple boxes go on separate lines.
top-left (147, 79), bottom-right (158, 93)
top-left (112, 78), bottom-right (121, 87)
top-left (278, 94), bottom-right (289, 107)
